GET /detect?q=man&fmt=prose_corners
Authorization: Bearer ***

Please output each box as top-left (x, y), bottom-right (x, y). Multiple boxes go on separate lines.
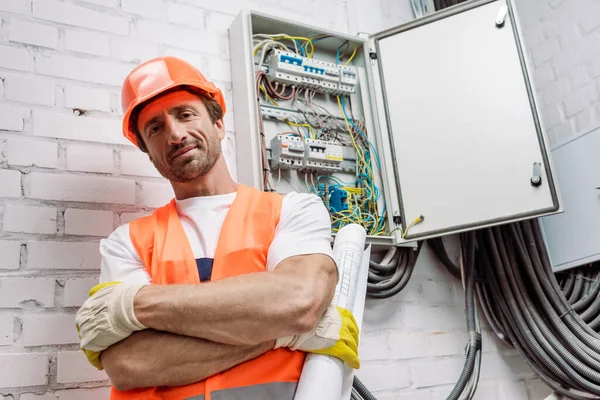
top-left (75, 56), bottom-right (360, 400)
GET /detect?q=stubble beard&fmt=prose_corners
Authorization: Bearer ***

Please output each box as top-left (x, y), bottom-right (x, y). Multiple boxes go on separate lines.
top-left (152, 132), bottom-right (222, 183)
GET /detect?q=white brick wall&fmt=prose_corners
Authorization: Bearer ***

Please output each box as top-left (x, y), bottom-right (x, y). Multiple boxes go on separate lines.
top-left (515, 0), bottom-right (600, 146)
top-left (0, 0), bottom-right (586, 398)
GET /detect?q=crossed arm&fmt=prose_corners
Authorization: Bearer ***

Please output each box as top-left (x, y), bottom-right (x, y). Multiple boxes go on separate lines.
top-left (100, 253), bottom-right (338, 391)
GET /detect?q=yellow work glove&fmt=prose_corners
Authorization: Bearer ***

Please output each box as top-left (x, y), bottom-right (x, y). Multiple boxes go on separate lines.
top-left (275, 305), bottom-right (360, 369)
top-left (75, 281), bottom-right (148, 362)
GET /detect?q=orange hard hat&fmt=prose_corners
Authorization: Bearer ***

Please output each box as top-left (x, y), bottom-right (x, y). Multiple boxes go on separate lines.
top-left (121, 56), bottom-right (226, 147)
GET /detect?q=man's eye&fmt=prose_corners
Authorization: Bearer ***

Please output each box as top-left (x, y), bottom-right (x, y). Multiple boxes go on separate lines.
top-left (148, 124), bottom-right (161, 135)
top-left (180, 112), bottom-right (193, 119)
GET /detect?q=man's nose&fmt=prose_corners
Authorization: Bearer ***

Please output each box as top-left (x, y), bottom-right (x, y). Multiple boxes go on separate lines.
top-left (165, 116), bottom-right (188, 145)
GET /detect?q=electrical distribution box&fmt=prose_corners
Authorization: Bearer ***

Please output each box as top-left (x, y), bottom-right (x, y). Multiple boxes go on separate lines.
top-left (540, 127), bottom-right (600, 272)
top-left (229, 0), bottom-right (562, 246)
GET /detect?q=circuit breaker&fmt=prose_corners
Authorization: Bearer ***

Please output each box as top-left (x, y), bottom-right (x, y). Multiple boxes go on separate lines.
top-left (229, 0), bottom-right (561, 245)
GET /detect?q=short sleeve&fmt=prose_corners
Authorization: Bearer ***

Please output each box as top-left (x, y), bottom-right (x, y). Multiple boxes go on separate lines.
top-left (266, 192), bottom-right (334, 271)
top-left (99, 224), bottom-right (152, 285)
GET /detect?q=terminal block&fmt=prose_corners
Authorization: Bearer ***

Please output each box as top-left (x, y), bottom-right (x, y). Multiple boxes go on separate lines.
top-left (270, 135), bottom-right (305, 170)
top-left (301, 138), bottom-right (344, 173)
top-left (267, 50), bottom-right (357, 95)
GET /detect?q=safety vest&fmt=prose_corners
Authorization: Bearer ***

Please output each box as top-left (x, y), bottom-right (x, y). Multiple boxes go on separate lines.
top-left (111, 184), bottom-right (306, 400)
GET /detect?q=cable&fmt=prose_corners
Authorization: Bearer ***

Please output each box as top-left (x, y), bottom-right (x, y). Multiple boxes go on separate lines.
top-left (352, 376), bottom-right (378, 400)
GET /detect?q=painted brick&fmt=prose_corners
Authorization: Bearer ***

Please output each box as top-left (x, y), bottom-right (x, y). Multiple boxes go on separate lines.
top-left (0, 104), bottom-right (25, 131)
top-left (33, 110), bottom-right (127, 145)
top-left (579, 3), bottom-right (600, 32)
top-left (0, 241), bottom-right (21, 270)
top-left (0, 169), bottom-right (22, 197)
top-left (480, 354), bottom-right (533, 380)
top-left (28, 241), bottom-right (101, 270)
top-left (358, 331), bottom-right (390, 362)
top-left (568, 64), bottom-right (590, 88)
top-left (419, 279), bottom-right (452, 305)
top-left (7, 138), bottom-right (58, 168)
top-left (399, 391), bottom-right (433, 400)
top-left (64, 85), bottom-right (112, 113)
top-left (135, 20), bottom-right (220, 55)
top-left (575, 107), bottom-right (598, 133)
top-left (64, 209), bottom-right (114, 236)
top-left (139, 181), bottom-right (175, 208)
top-left (0, 45), bottom-right (33, 71)
top-left (531, 39), bottom-right (560, 67)
top-left (21, 387), bottom-right (111, 400)
top-left (208, 57), bottom-right (231, 82)
top-left (3, 205), bottom-right (57, 234)
top-left (36, 54), bottom-right (132, 87)
top-left (111, 37), bottom-right (161, 63)
top-left (0, 0), bottom-right (32, 14)
top-left (78, 0), bottom-right (119, 6)
top-left (412, 358), bottom-right (465, 388)
top-left (121, 148), bottom-right (161, 177)
top-left (498, 380), bottom-right (528, 399)
top-left (357, 362), bottom-right (411, 392)
top-left (29, 172), bottom-right (136, 204)
top-left (528, 379), bottom-right (553, 399)
top-left (0, 315), bottom-right (14, 345)
top-left (549, 119), bottom-right (576, 143)
top-left (63, 278), bottom-right (98, 307)
top-left (0, 278), bottom-right (55, 308)
top-left (66, 144), bottom-right (116, 173)
top-left (542, 103), bottom-right (563, 129)
top-left (206, 12), bottom-right (235, 32)
top-left (167, 2), bottom-right (205, 28)
top-left (564, 91), bottom-right (585, 116)
top-left (403, 305), bottom-right (466, 331)
top-left (593, 55), bottom-right (600, 78)
top-left (22, 315), bottom-right (79, 346)
top-left (64, 29), bottom-right (110, 56)
top-left (3, 74), bottom-right (55, 105)
top-left (185, 0), bottom-right (244, 16)
top-left (164, 47), bottom-right (207, 71)
top-left (427, 332), bottom-right (466, 357)
top-left (543, 78), bottom-right (571, 105)
top-left (120, 212), bottom-right (149, 224)
top-left (33, 0), bottom-right (129, 35)
top-left (0, 353), bottom-right (48, 387)
top-left (362, 299), bottom-right (403, 331)
top-left (57, 351), bottom-right (108, 383)
top-left (9, 18), bottom-right (58, 48)
top-left (122, 0), bottom-right (164, 19)
top-left (389, 332), bottom-right (429, 360)
top-left (533, 63), bottom-right (555, 89)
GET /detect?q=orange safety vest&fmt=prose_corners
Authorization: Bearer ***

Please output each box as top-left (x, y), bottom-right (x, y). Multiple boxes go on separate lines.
top-left (111, 184), bottom-right (306, 400)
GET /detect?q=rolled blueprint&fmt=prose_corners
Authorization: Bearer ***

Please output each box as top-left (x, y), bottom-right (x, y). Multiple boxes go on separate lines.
top-left (294, 224), bottom-right (368, 400)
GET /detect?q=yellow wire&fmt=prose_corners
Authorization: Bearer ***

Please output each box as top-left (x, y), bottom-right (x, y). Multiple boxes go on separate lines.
top-left (286, 120), bottom-right (315, 138)
top-left (402, 215), bottom-right (425, 239)
top-left (259, 85), bottom-right (279, 106)
top-left (344, 43), bottom-right (357, 65)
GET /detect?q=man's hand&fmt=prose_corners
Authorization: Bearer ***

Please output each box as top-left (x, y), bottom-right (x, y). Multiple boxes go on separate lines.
top-left (76, 281), bottom-right (148, 353)
top-left (274, 304), bottom-right (360, 369)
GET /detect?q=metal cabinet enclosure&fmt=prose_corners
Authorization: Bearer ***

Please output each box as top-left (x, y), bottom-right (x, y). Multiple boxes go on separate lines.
top-left (541, 128), bottom-right (600, 272)
top-left (228, 0), bottom-right (562, 246)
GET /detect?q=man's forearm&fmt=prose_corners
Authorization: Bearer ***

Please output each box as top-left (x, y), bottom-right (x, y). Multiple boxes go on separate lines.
top-left (101, 329), bottom-right (274, 391)
top-left (134, 254), bottom-right (337, 346)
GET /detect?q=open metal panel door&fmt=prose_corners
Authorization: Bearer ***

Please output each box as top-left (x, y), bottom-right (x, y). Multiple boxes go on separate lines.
top-left (368, 0), bottom-right (561, 240)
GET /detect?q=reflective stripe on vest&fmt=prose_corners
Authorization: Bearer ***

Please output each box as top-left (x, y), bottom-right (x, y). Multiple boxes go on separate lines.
top-left (110, 185), bottom-right (306, 400)
top-left (186, 382), bottom-right (297, 400)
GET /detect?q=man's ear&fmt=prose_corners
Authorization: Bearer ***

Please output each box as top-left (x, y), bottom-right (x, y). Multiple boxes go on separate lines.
top-left (214, 118), bottom-right (226, 140)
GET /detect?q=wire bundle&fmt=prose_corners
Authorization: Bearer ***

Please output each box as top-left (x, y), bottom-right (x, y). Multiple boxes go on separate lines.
top-left (474, 219), bottom-right (600, 400)
top-left (366, 246), bottom-right (420, 299)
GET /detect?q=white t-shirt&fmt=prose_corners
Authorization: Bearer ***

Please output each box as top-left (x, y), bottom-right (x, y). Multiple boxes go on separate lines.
top-left (100, 191), bottom-right (335, 284)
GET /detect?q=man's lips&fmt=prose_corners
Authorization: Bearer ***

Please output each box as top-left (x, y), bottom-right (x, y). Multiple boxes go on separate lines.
top-left (170, 145), bottom-right (197, 160)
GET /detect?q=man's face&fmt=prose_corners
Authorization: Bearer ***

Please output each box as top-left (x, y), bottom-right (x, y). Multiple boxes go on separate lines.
top-left (137, 91), bottom-right (225, 183)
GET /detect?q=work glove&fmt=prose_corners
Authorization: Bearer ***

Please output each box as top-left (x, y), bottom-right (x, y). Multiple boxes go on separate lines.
top-left (274, 304), bottom-right (360, 369)
top-left (75, 281), bottom-right (148, 358)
